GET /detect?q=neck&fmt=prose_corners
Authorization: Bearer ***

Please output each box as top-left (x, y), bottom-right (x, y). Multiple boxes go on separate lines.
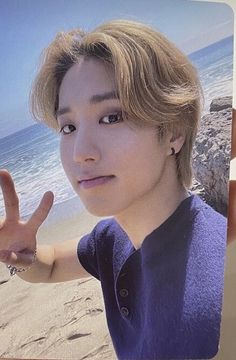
top-left (114, 172), bottom-right (189, 250)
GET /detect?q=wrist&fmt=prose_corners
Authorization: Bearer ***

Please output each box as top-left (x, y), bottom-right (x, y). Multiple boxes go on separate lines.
top-left (6, 249), bottom-right (37, 276)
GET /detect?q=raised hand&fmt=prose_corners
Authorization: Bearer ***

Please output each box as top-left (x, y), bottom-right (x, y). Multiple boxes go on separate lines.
top-left (0, 169), bottom-right (54, 268)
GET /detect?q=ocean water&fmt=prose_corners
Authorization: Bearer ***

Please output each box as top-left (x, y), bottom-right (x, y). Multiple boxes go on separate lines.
top-left (0, 124), bottom-right (77, 218)
top-left (189, 36), bottom-right (233, 113)
top-left (0, 35), bottom-right (233, 219)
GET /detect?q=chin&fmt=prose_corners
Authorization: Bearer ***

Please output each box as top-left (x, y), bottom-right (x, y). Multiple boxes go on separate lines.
top-left (77, 190), bottom-right (122, 218)
top-left (78, 196), bottom-right (113, 217)
top-left (84, 204), bottom-right (114, 217)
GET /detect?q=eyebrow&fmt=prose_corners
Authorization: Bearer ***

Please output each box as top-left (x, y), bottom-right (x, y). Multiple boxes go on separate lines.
top-left (56, 91), bottom-right (119, 118)
top-left (90, 90), bottom-right (118, 104)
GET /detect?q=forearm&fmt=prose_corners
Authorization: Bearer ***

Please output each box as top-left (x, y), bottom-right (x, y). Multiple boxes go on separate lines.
top-left (17, 244), bottom-right (55, 283)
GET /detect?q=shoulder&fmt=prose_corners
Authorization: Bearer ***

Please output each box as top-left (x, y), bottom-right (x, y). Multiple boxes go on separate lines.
top-left (79, 217), bottom-right (125, 252)
top-left (181, 196), bottom-right (226, 324)
top-left (184, 196), bottom-right (226, 299)
top-left (78, 218), bottom-right (129, 280)
top-left (88, 217), bottom-right (123, 240)
top-left (168, 194), bottom-right (226, 247)
top-left (190, 195), bottom-right (227, 240)
top-left (177, 195), bottom-right (227, 276)
top-left (77, 218), bottom-right (118, 279)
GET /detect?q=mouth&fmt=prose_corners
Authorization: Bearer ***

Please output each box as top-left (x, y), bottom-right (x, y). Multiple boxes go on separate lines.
top-left (78, 175), bottom-right (115, 189)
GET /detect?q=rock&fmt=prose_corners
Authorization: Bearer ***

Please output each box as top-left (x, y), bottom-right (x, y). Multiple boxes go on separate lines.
top-left (209, 96), bottom-right (232, 112)
top-left (191, 178), bottom-right (206, 201)
top-left (192, 97), bottom-right (232, 216)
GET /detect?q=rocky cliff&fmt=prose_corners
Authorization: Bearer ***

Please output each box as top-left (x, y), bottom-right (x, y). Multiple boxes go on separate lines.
top-left (192, 96), bottom-right (232, 216)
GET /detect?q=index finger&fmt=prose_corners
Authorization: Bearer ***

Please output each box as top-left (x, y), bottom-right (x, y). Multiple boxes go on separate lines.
top-left (28, 191), bottom-right (54, 231)
top-left (0, 169), bottom-right (20, 221)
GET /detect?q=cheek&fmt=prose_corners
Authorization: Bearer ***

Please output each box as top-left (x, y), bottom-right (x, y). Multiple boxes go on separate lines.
top-left (112, 139), bottom-right (156, 181)
top-left (111, 128), bottom-right (145, 157)
top-left (116, 133), bottom-right (161, 167)
top-left (108, 139), bottom-right (141, 174)
top-left (122, 140), bottom-right (167, 185)
top-left (60, 140), bottom-right (73, 174)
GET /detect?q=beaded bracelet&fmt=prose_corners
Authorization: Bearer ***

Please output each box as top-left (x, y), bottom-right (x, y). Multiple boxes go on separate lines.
top-left (6, 249), bottom-right (37, 276)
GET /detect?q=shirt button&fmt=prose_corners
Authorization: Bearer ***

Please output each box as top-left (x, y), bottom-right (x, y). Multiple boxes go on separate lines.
top-left (119, 288), bottom-right (129, 297)
top-left (120, 307), bottom-right (129, 317)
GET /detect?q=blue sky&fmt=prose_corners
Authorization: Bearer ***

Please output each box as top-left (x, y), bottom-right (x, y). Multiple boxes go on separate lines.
top-left (0, 0), bottom-right (234, 138)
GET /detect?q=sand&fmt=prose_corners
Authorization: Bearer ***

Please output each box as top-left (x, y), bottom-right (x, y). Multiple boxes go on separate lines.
top-left (0, 205), bottom-right (116, 359)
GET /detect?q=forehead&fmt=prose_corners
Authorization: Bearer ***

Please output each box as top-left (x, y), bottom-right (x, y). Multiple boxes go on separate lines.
top-left (58, 58), bottom-right (117, 107)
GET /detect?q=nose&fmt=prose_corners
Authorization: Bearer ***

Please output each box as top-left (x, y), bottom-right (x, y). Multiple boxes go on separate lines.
top-left (73, 126), bottom-right (100, 164)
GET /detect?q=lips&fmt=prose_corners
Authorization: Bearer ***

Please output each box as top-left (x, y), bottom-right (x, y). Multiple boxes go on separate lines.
top-left (78, 175), bottom-right (115, 189)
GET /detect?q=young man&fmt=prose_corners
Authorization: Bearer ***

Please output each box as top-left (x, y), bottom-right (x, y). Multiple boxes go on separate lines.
top-left (0, 20), bottom-right (226, 359)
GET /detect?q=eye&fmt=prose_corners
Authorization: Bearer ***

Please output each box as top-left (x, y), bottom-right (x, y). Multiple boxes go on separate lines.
top-left (60, 124), bottom-right (76, 135)
top-left (99, 112), bottom-right (123, 125)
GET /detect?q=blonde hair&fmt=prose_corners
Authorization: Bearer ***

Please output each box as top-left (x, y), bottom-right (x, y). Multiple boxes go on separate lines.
top-left (30, 19), bottom-right (202, 188)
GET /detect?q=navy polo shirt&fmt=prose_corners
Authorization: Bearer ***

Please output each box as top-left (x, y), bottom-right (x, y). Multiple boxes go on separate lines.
top-left (77, 195), bottom-right (226, 359)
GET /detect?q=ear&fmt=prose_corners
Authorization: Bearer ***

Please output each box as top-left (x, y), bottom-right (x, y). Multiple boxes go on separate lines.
top-left (167, 133), bottom-right (185, 156)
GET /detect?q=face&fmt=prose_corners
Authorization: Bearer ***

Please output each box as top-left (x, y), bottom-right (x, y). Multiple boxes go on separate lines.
top-left (57, 58), bottom-right (175, 218)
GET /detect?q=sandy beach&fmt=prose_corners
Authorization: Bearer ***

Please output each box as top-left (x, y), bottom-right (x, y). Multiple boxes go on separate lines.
top-left (0, 200), bottom-right (116, 359)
